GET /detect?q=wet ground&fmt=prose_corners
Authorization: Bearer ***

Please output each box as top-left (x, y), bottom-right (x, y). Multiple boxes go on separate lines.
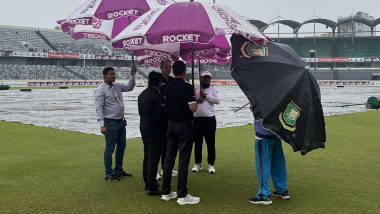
top-left (0, 86), bottom-right (378, 138)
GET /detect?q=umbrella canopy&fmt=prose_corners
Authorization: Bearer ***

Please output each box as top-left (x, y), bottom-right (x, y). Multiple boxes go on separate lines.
top-left (139, 53), bottom-right (230, 67)
top-left (70, 16), bottom-right (138, 40)
top-left (111, 1), bottom-right (267, 84)
top-left (230, 35), bottom-right (326, 155)
top-left (112, 1), bottom-right (268, 47)
top-left (117, 34), bottom-right (231, 65)
top-left (58, 0), bottom-right (175, 38)
top-left (184, 54), bottom-right (231, 66)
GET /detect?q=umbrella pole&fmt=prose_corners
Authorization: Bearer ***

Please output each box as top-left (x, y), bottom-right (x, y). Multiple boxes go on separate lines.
top-left (128, 16), bottom-right (135, 66)
top-left (131, 53), bottom-right (135, 65)
top-left (191, 43), bottom-right (195, 86)
top-left (198, 56), bottom-right (202, 90)
top-left (234, 102), bottom-right (250, 113)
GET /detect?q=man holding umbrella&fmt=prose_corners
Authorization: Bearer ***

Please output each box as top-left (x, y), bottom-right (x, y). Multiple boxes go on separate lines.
top-left (229, 35), bottom-right (325, 205)
top-left (192, 71), bottom-right (221, 174)
top-left (94, 66), bottom-right (136, 182)
top-left (249, 112), bottom-right (289, 205)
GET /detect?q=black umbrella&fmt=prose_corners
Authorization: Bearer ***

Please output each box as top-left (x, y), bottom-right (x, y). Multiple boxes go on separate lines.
top-left (230, 35), bottom-right (326, 155)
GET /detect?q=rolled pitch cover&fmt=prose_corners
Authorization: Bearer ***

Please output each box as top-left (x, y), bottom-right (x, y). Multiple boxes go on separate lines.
top-left (0, 85), bottom-right (10, 90)
top-left (20, 88), bottom-right (32, 92)
top-left (366, 97), bottom-right (380, 109)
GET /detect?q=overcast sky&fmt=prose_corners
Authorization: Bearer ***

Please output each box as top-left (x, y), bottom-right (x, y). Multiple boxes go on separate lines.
top-left (0, 0), bottom-right (378, 35)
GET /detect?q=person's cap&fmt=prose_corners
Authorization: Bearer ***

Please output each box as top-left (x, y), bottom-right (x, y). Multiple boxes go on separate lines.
top-left (201, 71), bottom-right (212, 77)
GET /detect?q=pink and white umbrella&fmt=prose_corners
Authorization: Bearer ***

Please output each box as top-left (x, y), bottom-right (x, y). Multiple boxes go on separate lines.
top-left (139, 54), bottom-right (230, 67)
top-left (70, 16), bottom-right (138, 41)
top-left (122, 34), bottom-right (231, 64)
top-left (112, 1), bottom-right (268, 47)
top-left (58, 0), bottom-right (175, 39)
top-left (111, 1), bottom-right (267, 84)
top-left (184, 54), bottom-right (231, 66)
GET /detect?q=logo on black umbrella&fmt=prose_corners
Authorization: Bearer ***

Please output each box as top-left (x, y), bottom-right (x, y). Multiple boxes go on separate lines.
top-left (279, 101), bottom-right (301, 132)
top-left (240, 42), bottom-right (268, 58)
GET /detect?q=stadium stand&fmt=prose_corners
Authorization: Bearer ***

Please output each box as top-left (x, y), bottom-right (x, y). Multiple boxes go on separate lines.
top-left (281, 38), bottom-right (334, 58)
top-left (310, 68), bottom-right (376, 80)
top-left (0, 64), bottom-right (75, 80)
top-left (0, 26), bottom-right (51, 52)
top-left (335, 37), bottom-right (380, 57)
top-left (40, 30), bottom-right (111, 54)
top-left (67, 66), bottom-right (135, 80)
top-left (0, 64), bottom-right (148, 80)
top-left (0, 25), bottom-right (126, 55)
top-left (1, 23), bottom-right (380, 82)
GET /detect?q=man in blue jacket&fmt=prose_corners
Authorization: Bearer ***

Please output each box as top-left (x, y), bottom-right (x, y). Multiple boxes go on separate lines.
top-left (249, 109), bottom-right (290, 205)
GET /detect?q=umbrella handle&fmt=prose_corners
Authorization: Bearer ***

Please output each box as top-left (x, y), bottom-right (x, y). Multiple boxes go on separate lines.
top-left (191, 43), bottom-right (195, 86)
top-left (198, 57), bottom-right (202, 90)
top-left (128, 16), bottom-right (135, 66)
top-left (234, 102), bottom-right (250, 113)
top-left (131, 53), bottom-right (135, 65)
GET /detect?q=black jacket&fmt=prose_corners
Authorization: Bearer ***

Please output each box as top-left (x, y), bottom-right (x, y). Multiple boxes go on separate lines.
top-left (138, 87), bottom-right (167, 137)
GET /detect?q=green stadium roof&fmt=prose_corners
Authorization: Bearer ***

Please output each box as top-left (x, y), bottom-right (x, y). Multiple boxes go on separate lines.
top-left (248, 17), bottom-right (380, 34)
top-left (248, 20), bottom-right (268, 31)
top-left (302, 19), bottom-right (337, 30)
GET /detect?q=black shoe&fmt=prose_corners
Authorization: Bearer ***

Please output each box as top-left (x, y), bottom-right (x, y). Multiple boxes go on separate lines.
top-left (273, 191), bottom-right (290, 200)
top-left (115, 171), bottom-right (133, 177)
top-left (105, 174), bottom-right (120, 182)
top-left (248, 196), bottom-right (272, 205)
top-left (147, 189), bottom-right (163, 196)
top-left (145, 183), bottom-right (160, 190)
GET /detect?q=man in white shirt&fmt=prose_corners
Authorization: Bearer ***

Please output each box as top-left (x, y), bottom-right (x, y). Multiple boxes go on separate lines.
top-left (192, 71), bottom-right (221, 174)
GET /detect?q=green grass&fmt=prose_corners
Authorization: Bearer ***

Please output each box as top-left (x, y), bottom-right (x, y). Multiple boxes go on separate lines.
top-left (0, 111), bottom-right (379, 213)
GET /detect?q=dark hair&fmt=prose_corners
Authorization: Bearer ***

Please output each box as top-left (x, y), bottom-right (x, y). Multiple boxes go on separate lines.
top-left (148, 71), bottom-right (163, 88)
top-left (172, 60), bottom-right (187, 76)
top-left (160, 59), bottom-right (171, 67)
top-left (103, 67), bottom-right (115, 76)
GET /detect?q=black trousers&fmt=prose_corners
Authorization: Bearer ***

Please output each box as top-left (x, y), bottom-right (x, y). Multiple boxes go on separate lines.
top-left (160, 127), bottom-right (168, 169)
top-left (162, 121), bottom-right (194, 198)
top-left (194, 116), bottom-right (217, 165)
top-left (142, 134), bottom-right (163, 192)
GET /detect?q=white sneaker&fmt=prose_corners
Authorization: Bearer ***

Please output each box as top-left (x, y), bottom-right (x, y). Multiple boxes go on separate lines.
top-left (161, 192), bottom-right (177, 201)
top-left (192, 164), bottom-right (202, 172)
top-left (156, 172), bottom-right (162, 181)
top-left (160, 169), bottom-right (178, 177)
top-left (208, 165), bottom-right (215, 174)
top-left (177, 194), bottom-right (200, 205)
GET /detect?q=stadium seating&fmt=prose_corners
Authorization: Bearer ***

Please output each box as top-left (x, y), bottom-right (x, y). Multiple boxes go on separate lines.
top-left (335, 37), bottom-right (380, 57)
top-left (280, 36), bottom-right (380, 58)
top-left (0, 27), bottom-right (51, 52)
top-left (0, 64), bottom-right (75, 80)
top-left (0, 64), bottom-right (149, 80)
top-left (281, 38), bottom-right (334, 58)
top-left (1, 25), bottom-right (380, 81)
top-left (310, 68), bottom-right (375, 80)
top-left (0, 25), bottom-right (127, 55)
top-left (66, 66), bottom-right (135, 80)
